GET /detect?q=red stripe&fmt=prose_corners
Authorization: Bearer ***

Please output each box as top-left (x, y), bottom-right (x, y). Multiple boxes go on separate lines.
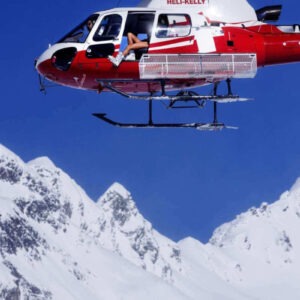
top-left (149, 40), bottom-right (199, 54)
top-left (150, 36), bottom-right (195, 48)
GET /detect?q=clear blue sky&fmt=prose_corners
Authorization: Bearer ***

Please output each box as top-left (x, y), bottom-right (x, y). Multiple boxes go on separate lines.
top-left (1, 0), bottom-right (300, 242)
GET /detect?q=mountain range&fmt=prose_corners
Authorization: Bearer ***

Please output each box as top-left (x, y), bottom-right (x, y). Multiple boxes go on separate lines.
top-left (0, 144), bottom-right (300, 299)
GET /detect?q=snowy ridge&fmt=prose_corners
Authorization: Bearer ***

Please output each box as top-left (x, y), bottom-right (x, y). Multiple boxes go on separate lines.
top-left (97, 182), bottom-right (181, 280)
top-left (208, 186), bottom-right (300, 299)
top-left (1, 143), bottom-right (300, 299)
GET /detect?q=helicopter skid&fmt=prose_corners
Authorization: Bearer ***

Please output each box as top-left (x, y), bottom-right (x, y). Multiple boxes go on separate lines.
top-left (93, 113), bottom-right (237, 131)
top-left (95, 79), bottom-right (242, 130)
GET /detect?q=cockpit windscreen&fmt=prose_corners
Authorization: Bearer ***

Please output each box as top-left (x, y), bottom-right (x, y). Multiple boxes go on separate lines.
top-left (58, 14), bottom-right (99, 43)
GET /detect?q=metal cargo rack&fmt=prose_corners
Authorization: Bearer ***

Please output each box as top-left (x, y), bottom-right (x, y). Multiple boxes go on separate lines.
top-left (139, 53), bottom-right (257, 79)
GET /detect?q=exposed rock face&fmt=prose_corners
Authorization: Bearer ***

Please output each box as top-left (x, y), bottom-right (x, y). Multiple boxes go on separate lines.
top-left (97, 182), bottom-right (181, 280)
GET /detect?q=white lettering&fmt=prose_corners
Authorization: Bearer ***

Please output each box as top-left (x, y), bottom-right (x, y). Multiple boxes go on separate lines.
top-left (167, 0), bottom-right (206, 5)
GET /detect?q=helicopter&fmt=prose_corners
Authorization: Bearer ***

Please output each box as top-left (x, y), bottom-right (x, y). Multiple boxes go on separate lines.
top-left (35, 0), bottom-right (300, 130)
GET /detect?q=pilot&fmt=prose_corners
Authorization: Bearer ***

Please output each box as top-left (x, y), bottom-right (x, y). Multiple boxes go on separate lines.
top-left (108, 32), bottom-right (149, 67)
top-left (87, 19), bottom-right (96, 31)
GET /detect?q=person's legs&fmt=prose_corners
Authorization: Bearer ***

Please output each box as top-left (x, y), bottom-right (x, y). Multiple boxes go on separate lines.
top-left (109, 33), bottom-right (148, 66)
top-left (127, 32), bottom-right (141, 45)
top-left (123, 41), bottom-right (148, 56)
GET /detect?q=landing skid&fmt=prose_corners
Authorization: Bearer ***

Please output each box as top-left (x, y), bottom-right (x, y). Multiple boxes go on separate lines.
top-left (93, 113), bottom-right (237, 131)
top-left (94, 79), bottom-right (246, 130)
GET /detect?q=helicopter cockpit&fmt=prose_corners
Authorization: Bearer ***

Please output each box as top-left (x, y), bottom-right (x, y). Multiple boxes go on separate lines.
top-left (52, 11), bottom-right (155, 64)
top-left (58, 14), bottom-right (99, 44)
top-left (57, 11), bottom-right (155, 45)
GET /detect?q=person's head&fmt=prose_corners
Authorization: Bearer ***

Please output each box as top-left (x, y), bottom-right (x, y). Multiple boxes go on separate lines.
top-left (87, 19), bottom-right (95, 31)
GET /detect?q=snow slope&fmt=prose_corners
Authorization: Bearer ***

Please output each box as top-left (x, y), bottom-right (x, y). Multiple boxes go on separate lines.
top-left (0, 144), bottom-right (187, 300)
top-left (1, 143), bottom-right (300, 299)
top-left (208, 185), bottom-right (300, 299)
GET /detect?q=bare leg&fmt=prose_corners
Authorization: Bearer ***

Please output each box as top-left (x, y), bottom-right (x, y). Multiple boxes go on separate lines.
top-left (109, 32), bottom-right (148, 67)
top-left (123, 41), bottom-right (148, 56)
top-left (127, 32), bottom-right (141, 45)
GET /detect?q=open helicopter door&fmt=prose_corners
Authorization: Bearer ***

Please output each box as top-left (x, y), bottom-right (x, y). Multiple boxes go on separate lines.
top-left (122, 11), bottom-right (155, 60)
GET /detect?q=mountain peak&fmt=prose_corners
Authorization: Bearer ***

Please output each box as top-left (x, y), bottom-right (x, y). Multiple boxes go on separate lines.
top-left (97, 182), bottom-right (136, 225)
top-left (27, 156), bottom-right (57, 170)
top-left (95, 182), bottom-right (182, 281)
top-left (97, 182), bottom-right (139, 228)
top-left (103, 182), bottom-right (131, 198)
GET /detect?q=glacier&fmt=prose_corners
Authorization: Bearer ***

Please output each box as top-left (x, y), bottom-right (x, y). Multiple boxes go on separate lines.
top-left (1, 143), bottom-right (300, 299)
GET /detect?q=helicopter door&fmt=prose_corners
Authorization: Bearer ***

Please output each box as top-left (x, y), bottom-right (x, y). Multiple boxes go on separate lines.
top-left (122, 12), bottom-right (155, 60)
top-left (84, 12), bottom-right (127, 59)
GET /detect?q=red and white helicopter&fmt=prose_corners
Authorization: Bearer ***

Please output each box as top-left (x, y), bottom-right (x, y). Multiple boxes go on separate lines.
top-left (35, 0), bottom-right (300, 130)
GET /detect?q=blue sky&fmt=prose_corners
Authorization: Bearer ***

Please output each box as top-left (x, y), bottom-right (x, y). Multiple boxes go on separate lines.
top-left (1, 0), bottom-right (300, 242)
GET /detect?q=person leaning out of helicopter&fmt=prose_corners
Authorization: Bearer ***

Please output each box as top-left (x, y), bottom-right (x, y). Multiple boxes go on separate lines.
top-left (108, 32), bottom-right (149, 67)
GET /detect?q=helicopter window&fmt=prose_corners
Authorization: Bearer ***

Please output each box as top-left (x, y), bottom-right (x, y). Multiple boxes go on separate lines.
top-left (156, 14), bottom-right (191, 38)
top-left (93, 14), bottom-right (122, 42)
top-left (52, 47), bottom-right (77, 71)
top-left (58, 14), bottom-right (99, 43)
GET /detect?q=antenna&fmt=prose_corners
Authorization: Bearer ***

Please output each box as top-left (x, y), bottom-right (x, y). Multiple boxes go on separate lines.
top-left (116, 0), bottom-right (122, 7)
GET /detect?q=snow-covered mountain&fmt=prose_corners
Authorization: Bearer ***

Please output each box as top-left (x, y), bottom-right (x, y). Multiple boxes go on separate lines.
top-left (0, 144), bottom-right (300, 300)
top-left (97, 182), bottom-right (181, 280)
top-left (208, 183), bottom-right (300, 299)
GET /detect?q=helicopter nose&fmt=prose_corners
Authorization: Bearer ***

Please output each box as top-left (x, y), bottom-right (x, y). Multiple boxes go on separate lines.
top-left (34, 56), bottom-right (43, 71)
top-left (36, 45), bottom-right (78, 76)
top-left (35, 47), bottom-right (52, 76)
